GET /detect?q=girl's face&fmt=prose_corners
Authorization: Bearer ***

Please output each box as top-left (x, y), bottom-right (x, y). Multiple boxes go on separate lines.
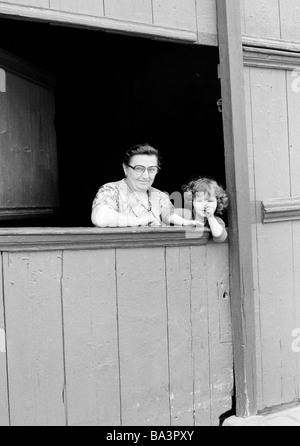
top-left (193, 191), bottom-right (217, 219)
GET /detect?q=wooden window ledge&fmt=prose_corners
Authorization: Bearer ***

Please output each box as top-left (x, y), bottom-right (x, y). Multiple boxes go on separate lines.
top-left (0, 226), bottom-right (214, 251)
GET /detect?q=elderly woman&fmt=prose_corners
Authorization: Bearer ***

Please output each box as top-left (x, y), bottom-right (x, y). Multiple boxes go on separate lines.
top-left (91, 143), bottom-right (202, 228)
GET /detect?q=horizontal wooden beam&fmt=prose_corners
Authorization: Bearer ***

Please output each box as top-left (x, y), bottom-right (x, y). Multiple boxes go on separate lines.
top-left (0, 48), bottom-right (56, 89)
top-left (242, 35), bottom-right (300, 54)
top-left (0, 207), bottom-right (58, 221)
top-left (0, 226), bottom-right (213, 251)
top-left (262, 197), bottom-right (300, 223)
top-left (0, 3), bottom-right (198, 44)
top-left (243, 46), bottom-right (300, 70)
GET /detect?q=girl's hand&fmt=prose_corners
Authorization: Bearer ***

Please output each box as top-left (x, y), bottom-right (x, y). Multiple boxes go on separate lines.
top-left (205, 203), bottom-right (216, 219)
top-left (182, 219), bottom-right (204, 227)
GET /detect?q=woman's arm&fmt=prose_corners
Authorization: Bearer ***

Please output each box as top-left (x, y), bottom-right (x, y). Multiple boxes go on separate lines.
top-left (91, 205), bottom-right (156, 228)
top-left (161, 208), bottom-right (204, 227)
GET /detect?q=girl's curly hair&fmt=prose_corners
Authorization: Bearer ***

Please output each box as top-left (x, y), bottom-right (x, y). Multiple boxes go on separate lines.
top-left (182, 177), bottom-right (229, 215)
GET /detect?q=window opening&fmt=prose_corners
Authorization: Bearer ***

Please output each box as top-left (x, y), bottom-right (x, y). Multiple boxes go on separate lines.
top-left (0, 17), bottom-right (226, 228)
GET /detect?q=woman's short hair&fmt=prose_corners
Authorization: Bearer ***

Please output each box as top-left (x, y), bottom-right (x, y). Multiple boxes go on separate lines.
top-left (123, 143), bottom-right (162, 167)
top-left (182, 177), bottom-right (229, 215)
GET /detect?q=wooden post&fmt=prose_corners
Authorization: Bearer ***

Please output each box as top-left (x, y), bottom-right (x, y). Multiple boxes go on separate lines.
top-left (216, 0), bottom-right (257, 417)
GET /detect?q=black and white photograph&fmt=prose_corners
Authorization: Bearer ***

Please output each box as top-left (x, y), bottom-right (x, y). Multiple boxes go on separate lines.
top-left (0, 0), bottom-right (300, 430)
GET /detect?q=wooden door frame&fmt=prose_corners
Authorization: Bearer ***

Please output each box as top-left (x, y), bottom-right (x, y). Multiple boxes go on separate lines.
top-left (217, 0), bottom-right (257, 417)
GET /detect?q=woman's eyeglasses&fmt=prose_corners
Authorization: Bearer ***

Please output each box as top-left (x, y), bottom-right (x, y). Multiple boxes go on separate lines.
top-left (126, 164), bottom-right (160, 176)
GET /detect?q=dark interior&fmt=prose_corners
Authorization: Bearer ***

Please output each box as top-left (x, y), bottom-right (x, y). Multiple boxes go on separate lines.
top-left (0, 16), bottom-right (226, 227)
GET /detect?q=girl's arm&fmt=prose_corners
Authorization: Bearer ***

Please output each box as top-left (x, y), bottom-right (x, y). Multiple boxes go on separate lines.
top-left (206, 215), bottom-right (227, 242)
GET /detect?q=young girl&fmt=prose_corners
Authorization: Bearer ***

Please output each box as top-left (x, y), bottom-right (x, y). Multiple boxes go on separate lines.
top-left (176, 177), bottom-right (229, 243)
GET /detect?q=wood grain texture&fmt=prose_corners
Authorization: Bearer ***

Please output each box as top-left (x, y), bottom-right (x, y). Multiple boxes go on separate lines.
top-left (206, 244), bottom-right (233, 425)
top-left (243, 47), bottom-right (300, 70)
top-left (195, 0), bottom-right (218, 45)
top-left (0, 0), bottom-right (49, 7)
top-left (0, 1), bottom-right (197, 42)
top-left (0, 253), bottom-right (9, 426)
top-left (279, 0), bottom-right (300, 43)
top-left (62, 249), bottom-right (120, 426)
top-left (0, 70), bottom-right (59, 216)
top-left (0, 227), bottom-right (210, 252)
top-left (287, 64), bottom-right (300, 399)
top-left (241, 0), bottom-right (281, 39)
top-left (2, 251), bottom-right (66, 426)
top-left (217, 0), bottom-right (257, 417)
top-left (250, 68), bottom-right (290, 199)
top-left (104, 0), bottom-right (152, 24)
top-left (0, 243), bottom-right (232, 426)
top-left (246, 64), bottom-right (300, 409)
top-left (50, 0), bottom-right (104, 16)
top-left (165, 246), bottom-right (196, 426)
top-left (262, 197), bottom-right (300, 223)
top-left (116, 247), bottom-right (170, 426)
top-left (287, 68), bottom-right (300, 197)
top-left (242, 35), bottom-right (300, 52)
top-left (243, 66), bottom-right (263, 409)
top-left (166, 245), bottom-right (232, 426)
top-left (189, 245), bottom-right (211, 426)
top-left (152, 0), bottom-right (197, 31)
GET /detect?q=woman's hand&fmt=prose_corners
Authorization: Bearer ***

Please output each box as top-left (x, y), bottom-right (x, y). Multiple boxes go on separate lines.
top-left (137, 212), bottom-right (158, 227)
top-left (182, 219), bottom-right (204, 227)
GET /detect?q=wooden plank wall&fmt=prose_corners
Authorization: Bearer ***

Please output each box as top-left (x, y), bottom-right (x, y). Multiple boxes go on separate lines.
top-left (0, 0), bottom-right (218, 45)
top-left (241, 0), bottom-right (300, 42)
top-left (242, 0), bottom-right (300, 412)
top-left (244, 63), bottom-right (300, 410)
top-left (0, 244), bottom-right (233, 426)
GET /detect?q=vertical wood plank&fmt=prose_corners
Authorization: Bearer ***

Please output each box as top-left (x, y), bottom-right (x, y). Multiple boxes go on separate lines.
top-left (250, 68), bottom-right (290, 199)
top-left (243, 66), bottom-right (264, 410)
top-left (292, 220), bottom-right (300, 399)
top-left (3, 251), bottom-right (66, 426)
top-left (165, 247), bottom-right (194, 426)
top-left (104, 0), bottom-right (153, 23)
top-left (116, 247), bottom-right (170, 426)
top-left (152, 0), bottom-right (197, 31)
top-left (287, 69), bottom-right (300, 197)
top-left (256, 223), bottom-right (296, 407)
top-left (62, 249), bottom-right (120, 427)
top-left (189, 245), bottom-right (211, 426)
top-left (240, 0), bottom-right (247, 35)
top-left (217, 0), bottom-right (257, 417)
top-left (287, 68), bottom-right (300, 399)
top-left (0, 253), bottom-right (9, 426)
top-left (279, 0), bottom-right (300, 43)
top-left (195, 0), bottom-right (218, 43)
top-left (206, 244), bottom-right (233, 425)
top-left (250, 67), bottom-right (298, 407)
top-left (242, 0), bottom-right (281, 39)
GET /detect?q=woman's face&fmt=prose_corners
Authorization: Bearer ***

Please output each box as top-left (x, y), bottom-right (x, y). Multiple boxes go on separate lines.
top-left (193, 191), bottom-right (217, 219)
top-left (123, 154), bottom-right (159, 192)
